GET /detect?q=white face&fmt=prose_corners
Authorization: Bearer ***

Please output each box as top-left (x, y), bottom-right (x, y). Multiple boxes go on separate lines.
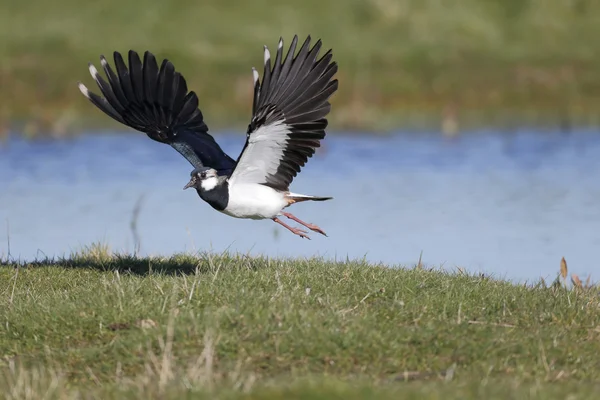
top-left (198, 169), bottom-right (218, 191)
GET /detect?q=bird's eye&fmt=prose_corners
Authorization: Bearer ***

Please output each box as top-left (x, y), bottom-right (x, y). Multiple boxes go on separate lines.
top-left (200, 172), bottom-right (206, 179)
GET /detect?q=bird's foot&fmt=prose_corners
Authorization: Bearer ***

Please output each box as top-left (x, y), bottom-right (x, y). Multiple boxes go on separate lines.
top-left (290, 227), bottom-right (311, 240)
top-left (281, 212), bottom-right (327, 236)
top-left (272, 217), bottom-right (311, 240)
top-left (303, 223), bottom-right (327, 236)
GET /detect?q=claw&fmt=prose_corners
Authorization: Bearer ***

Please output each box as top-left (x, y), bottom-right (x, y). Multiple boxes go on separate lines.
top-left (291, 228), bottom-right (311, 240)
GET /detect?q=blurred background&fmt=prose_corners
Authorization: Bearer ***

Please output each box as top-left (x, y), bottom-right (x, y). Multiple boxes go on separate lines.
top-left (0, 0), bottom-right (599, 282)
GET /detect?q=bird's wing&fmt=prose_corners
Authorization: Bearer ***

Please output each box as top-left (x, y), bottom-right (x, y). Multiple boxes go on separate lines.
top-left (228, 35), bottom-right (338, 191)
top-left (78, 51), bottom-right (237, 175)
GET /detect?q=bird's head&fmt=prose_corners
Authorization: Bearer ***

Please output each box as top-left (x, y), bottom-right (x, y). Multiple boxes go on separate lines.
top-left (183, 167), bottom-right (219, 191)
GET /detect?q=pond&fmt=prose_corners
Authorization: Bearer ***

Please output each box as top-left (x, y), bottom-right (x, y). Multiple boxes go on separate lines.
top-left (1, 129), bottom-right (599, 283)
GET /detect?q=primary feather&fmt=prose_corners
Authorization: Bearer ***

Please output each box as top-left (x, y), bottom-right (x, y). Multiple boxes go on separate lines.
top-left (78, 51), bottom-right (237, 175)
top-left (229, 35), bottom-right (339, 191)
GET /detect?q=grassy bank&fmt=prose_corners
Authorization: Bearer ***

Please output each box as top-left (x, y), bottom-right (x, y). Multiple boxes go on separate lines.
top-left (0, 247), bottom-right (599, 398)
top-left (1, 0), bottom-right (600, 137)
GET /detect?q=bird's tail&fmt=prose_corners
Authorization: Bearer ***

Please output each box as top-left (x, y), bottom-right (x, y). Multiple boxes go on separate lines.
top-left (286, 193), bottom-right (333, 204)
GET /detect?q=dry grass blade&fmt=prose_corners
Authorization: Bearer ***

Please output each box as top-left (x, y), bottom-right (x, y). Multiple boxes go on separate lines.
top-left (560, 257), bottom-right (568, 280)
top-left (468, 320), bottom-right (516, 328)
top-left (394, 370), bottom-right (442, 381)
top-left (416, 251), bottom-right (423, 269)
top-left (571, 274), bottom-right (583, 290)
top-left (585, 275), bottom-right (592, 289)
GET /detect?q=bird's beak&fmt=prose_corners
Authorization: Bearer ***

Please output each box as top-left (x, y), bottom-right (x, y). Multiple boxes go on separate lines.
top-left (183, 178), bottom-right (195, 190)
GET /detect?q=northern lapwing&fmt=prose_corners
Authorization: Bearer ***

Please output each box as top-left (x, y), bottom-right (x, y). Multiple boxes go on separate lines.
top-left (78, 35), bottom-right (338, 239)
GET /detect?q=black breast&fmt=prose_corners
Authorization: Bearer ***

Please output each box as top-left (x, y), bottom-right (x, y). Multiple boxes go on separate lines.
top-left (196, 181), bottom-right (229, 211)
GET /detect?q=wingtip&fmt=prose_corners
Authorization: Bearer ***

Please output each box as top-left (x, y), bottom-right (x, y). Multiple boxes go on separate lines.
top-left (143, 50), bottom-right (157, 64)
top-left (278, 37), bottom-right (283, 49)
top-left (252, 67), bottom-right (259, 85)
top-left (77, 82), bottom-right (90, 98)
top-left (263, 45), bottom-right (271, 65)
top-left (88, 63), bottom-right (100, 79)
top-left (302, 35), bottom-right (311, 47)
top-left (100, 55), bottom-right (108, 67)
top-left (294, 34), bottom-right (303, 45)
top-left (127, 49), bottom-right (141, 63)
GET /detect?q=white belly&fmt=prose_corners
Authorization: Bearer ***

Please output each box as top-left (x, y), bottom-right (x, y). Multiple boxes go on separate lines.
top-left (222, 183), bottom-right (287, 220)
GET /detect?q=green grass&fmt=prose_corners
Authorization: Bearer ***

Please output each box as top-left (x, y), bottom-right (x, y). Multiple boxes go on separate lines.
top-left (2, 0), bottom-right (600, 137)
top-left (0, 245), bottom-right (599, 398)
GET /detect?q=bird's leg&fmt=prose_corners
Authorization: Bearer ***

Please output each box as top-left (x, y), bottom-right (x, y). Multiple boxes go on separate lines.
top-left (272, 217), bottom-right (311, 240)
top-left (281, 212), bottom-right (327, 236)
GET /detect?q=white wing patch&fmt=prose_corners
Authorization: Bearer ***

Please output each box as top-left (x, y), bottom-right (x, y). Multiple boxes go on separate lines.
top-left (228, 121), bottom-right (291, 187)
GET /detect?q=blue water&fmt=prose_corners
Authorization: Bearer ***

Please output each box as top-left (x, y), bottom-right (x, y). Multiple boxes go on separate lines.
top-left (1, 129), bottom-right (599, 283)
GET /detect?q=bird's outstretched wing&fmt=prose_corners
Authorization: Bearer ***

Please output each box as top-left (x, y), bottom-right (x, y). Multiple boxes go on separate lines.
top-left (228, 35), bottom-right (338, 191)
top-left (78, 51), bottom-right (237, 175)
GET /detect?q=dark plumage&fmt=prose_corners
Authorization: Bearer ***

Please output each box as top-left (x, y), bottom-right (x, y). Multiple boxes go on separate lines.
top-left (243, 36), bottom-right (339, 192)
top-left (79, 35), bottom-right (339, 239)
top-left (78, 51), bottom-right (236, 175)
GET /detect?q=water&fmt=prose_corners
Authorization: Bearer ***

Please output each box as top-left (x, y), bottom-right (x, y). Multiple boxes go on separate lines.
top-left (1, 129), bottom-right (599, 283)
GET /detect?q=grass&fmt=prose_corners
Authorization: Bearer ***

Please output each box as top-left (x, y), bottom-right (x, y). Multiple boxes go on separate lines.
top-left (0, 245), bottom-right (599, 398)
top-left (2, 0), bottom-right (600, 137)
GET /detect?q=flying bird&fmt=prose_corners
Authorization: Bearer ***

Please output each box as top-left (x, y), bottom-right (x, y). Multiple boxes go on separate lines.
top-left (78, 35), bottom-right (338, 239)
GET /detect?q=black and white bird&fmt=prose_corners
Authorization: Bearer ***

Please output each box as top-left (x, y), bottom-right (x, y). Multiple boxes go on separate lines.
top-left (78, 35), bottom-right (338, 239)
